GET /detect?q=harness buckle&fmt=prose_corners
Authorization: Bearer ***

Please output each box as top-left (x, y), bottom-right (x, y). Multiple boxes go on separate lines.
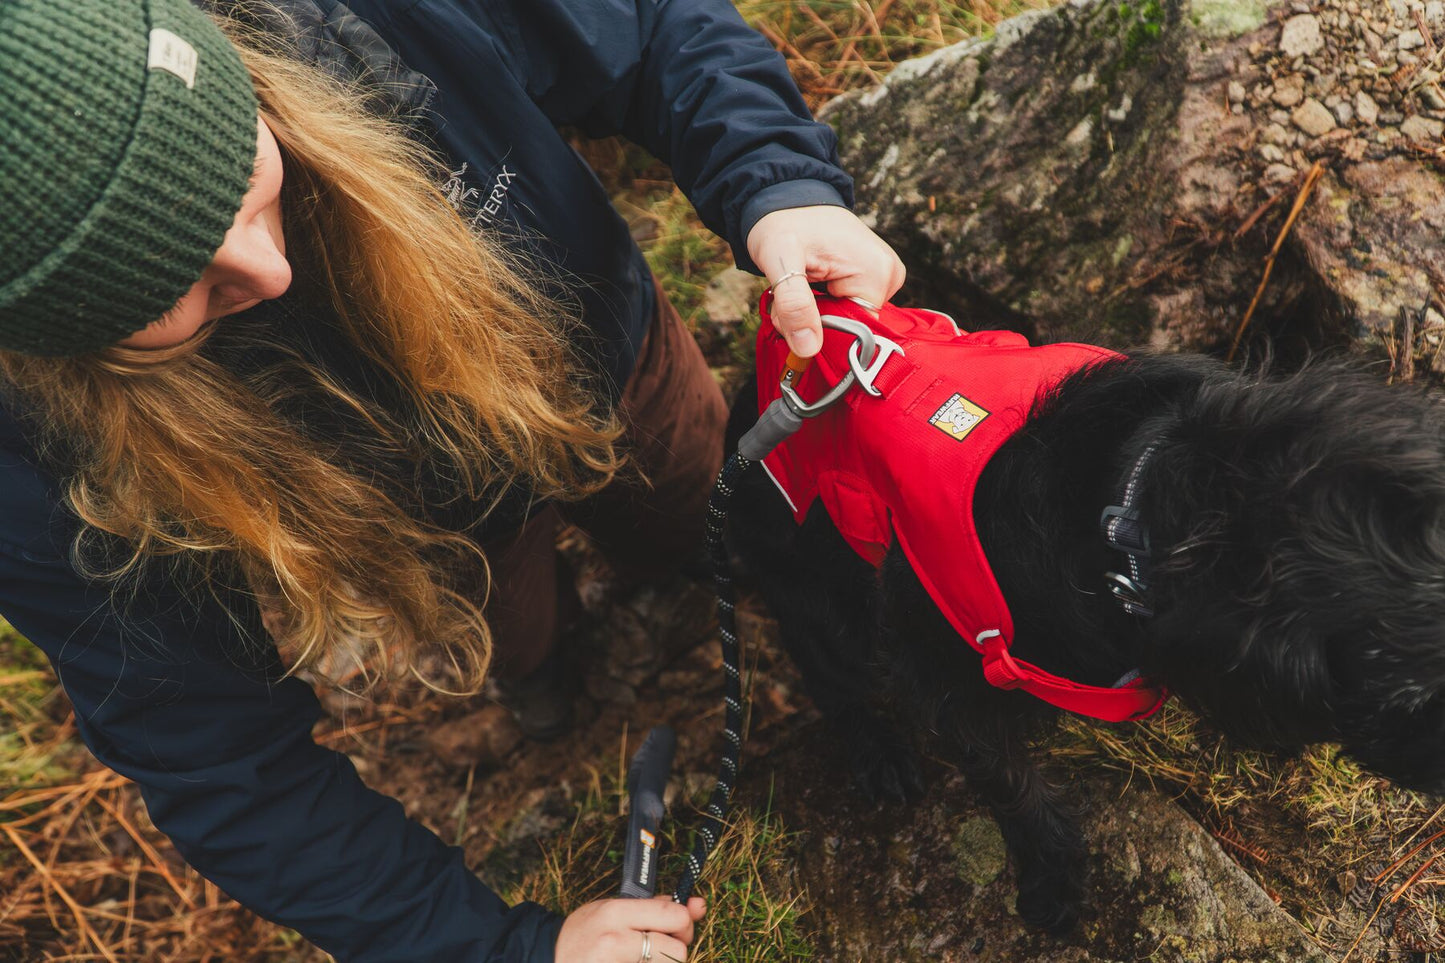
top-left (1103, 572), bottom-right (1154, 618)
top-left (847, 334), bottom-right (904, 397)
top-left (1100, 504), bottom-right (1150, 557)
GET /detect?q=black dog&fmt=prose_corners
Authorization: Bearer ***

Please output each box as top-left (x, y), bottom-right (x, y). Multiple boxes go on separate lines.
top-left (726, 344), bottom-right (1445, 933)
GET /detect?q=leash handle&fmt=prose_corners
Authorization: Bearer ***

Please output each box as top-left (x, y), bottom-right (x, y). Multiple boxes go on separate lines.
top-left (620, 725), bottom-right (676, 899)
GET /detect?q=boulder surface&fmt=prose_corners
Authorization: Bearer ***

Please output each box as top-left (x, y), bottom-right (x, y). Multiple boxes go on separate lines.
top-left (823, 0), bottom-right (1445, 363)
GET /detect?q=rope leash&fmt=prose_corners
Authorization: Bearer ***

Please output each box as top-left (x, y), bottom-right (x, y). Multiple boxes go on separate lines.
top-left (664, 307), bottom-right (889, 902)
top-left (620, 297), bottom-right (890, 902)
top-left (671, 451), bottom-right (751, 901)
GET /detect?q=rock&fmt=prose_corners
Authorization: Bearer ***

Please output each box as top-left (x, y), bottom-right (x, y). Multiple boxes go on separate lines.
top-left (1292, 98), bottom-right (1337, 137)
top-left (823, 0), bottom-right (1445, 353)
top-left (1399, 28), bottom-right (1427, 51)
top-left (1272, 78), bottom-right (1305, 107)
top-left (1401, 114), bottom-right (1445, 142)
top-left (1356, 90), bottom-right (1380, 124)
top-left (1263, 122), bottom-right (1294, 145)
top-left (701, 267), bottom-right (761, 324)
top-left (953, 817), bottom-right (1009, 887)
top-left (425, 705), bottom-right (523, 769)
top-left (1228, 80), bottom-right (1247, 104)
top-left (1280, 14), bottom-right (1324, 58)
top-left (1265, 163), bottom-right (1300, 184)
top-left (763, 724), bottom-right (1330, 962)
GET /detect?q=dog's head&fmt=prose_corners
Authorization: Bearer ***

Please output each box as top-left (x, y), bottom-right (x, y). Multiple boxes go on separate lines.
top-left (1137, 360), bottom-right (1445, 794)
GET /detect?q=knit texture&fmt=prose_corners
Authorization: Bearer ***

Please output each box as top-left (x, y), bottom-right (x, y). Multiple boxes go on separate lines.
top-left (0, 0), bottom-right (258, 356)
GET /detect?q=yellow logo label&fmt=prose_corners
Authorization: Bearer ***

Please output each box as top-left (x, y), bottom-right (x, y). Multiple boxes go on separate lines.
top-left (639, 829), bottom-right (656, 848)
top-left (929, 393), bottom-right (989, 441)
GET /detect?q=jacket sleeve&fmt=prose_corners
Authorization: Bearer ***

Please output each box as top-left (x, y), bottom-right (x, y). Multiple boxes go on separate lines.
top-left (0, 458), bottom-right (561, 963)
top-left (471, 0), bottom-right (855, 272)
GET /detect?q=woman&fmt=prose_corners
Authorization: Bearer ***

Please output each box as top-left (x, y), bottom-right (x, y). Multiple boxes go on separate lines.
top-left (0, 0), bottom-right (904, 959)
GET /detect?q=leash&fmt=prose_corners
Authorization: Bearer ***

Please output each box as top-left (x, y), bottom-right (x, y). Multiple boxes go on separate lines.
top-left (619, 298), bottom-right (889, 904)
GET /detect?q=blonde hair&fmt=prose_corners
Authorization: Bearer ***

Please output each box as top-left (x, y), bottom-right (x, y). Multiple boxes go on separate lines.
top-left (0, 17), bottom-right (622, 693)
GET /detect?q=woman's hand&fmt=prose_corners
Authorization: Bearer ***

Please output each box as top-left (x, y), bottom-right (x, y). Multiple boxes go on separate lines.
top-left (746, 205), bottom-right (906, 358)
top-left (555, 896), bottom-right (707, 962)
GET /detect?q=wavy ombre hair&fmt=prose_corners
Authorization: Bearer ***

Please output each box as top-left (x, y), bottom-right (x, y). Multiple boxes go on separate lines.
top-left (0, 17), bottom-right (622, 693)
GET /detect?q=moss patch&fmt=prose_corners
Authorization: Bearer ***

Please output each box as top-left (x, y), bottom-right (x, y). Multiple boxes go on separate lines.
top-left (952, 816), bottom-right (1009, 886)
top-left (1192, 0), bottom-right (1270, 39)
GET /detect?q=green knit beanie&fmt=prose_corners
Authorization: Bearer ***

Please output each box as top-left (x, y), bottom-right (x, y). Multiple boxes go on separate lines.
top-left (0, 0), bottom-right (259, 356)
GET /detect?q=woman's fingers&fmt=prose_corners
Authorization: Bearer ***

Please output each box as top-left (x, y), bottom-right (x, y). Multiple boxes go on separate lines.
top-left (659, 896), bottom-right (706, 943)
top-left (647, 931), bottom-right (690, 962)
top-left (746, 205), bottom-right (907, 358)
top-left (555, 897), bottom-right (707, 963)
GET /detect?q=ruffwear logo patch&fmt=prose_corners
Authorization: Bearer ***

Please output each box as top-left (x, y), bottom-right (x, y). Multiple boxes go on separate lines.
top-left (929, 393), bottom-right (989, 441)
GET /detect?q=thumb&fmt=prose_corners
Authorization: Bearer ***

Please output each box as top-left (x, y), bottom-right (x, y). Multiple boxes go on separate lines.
top-left (767, 268), bottom-right (823, 357)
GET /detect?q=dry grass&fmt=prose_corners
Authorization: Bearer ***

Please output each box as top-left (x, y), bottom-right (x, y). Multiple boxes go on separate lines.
top-left (1053, 703), bottom-right (1445, 955)
top-left (736, 0), bottom-right (1049, 107)
top-left (505, 768), bottom-right (813, 963)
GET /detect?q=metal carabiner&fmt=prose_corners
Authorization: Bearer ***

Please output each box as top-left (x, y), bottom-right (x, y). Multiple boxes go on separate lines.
top-left (779, 314), bottom-right (892, 418)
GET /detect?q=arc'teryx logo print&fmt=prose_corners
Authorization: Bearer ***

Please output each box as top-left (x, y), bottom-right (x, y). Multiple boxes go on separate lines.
top-left (442, 163), bottom-right (519, 229)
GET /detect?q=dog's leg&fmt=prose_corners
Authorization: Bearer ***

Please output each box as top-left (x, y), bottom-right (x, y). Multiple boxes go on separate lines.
top-left (727, 460), bottom-right (925, 802)
top-left (882, 551), bottom-right (1087, 933)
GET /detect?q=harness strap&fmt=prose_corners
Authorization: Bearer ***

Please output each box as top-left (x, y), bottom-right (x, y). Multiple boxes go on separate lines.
top-left (1101, 444), bottom-right (1158, 618)
top-left (976, 632), bottom-right (1166, 723)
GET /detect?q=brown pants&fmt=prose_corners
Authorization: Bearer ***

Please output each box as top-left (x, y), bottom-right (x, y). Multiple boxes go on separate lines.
top-left (483, 283), bottom-right (728, 680)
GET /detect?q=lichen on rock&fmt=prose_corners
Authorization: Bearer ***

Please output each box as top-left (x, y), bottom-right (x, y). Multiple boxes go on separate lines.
top-left (823, 0), bottom-right (1445, 363)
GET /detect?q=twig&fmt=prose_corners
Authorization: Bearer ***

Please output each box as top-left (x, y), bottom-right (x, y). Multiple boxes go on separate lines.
top-left (1227, 161), bottom-right (1326, 362)
top-left (1339, 891), bottom-right (1391, 963)
top-left (797, 4), bottom-right (841, 44)
top-left (1399, 303), bottom-right (1418, 383)
top-left (0, 823), bottom-right (121, 963)
top-left (1373, 826), bottom-right (1445, 884)
top-left (1210, 822), bottom-right (1271, 864)
top-left (754, 23), bottom-right (826, 81)
top-left (1415, 8), bottom-right (1439, 61)
top-left (94, 794), bottom-right (195, 908)
top-left (1232, 185), bottom-right (1289, 241)
top-left (1388, 853), bottom-right (1440, 902)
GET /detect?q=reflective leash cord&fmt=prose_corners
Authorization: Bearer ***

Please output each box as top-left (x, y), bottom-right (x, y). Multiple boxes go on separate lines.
top-left (672, 450), bottom-right (751, 903)
top-left (670, 306), bottom-right (888, 902)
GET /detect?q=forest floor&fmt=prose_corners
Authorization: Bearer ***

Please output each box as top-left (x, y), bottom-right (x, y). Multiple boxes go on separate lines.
top-left (4, 2), bottom-right (1445, 961)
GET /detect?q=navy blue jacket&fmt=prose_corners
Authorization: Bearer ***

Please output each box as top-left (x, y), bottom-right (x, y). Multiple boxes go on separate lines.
top-left (0, 1), bottom-right (852, 959)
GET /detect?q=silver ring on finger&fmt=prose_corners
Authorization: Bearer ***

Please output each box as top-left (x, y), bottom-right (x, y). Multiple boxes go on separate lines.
top-left (768, 269), bottom-right (808, 295)
top-left (638, 931), bottom-right (652, 963)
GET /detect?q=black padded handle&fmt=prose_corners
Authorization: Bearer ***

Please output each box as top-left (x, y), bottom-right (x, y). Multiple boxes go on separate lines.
top-left (619, 725), bottom-right (676, 899)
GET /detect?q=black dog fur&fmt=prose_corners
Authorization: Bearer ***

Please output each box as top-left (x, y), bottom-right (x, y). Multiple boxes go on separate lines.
top-left (725, 351), bottom-right (1445, 932)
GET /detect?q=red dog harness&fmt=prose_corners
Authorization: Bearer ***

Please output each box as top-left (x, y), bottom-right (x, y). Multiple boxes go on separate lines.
top-left (756, 294), bottom-right (1167, 723)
